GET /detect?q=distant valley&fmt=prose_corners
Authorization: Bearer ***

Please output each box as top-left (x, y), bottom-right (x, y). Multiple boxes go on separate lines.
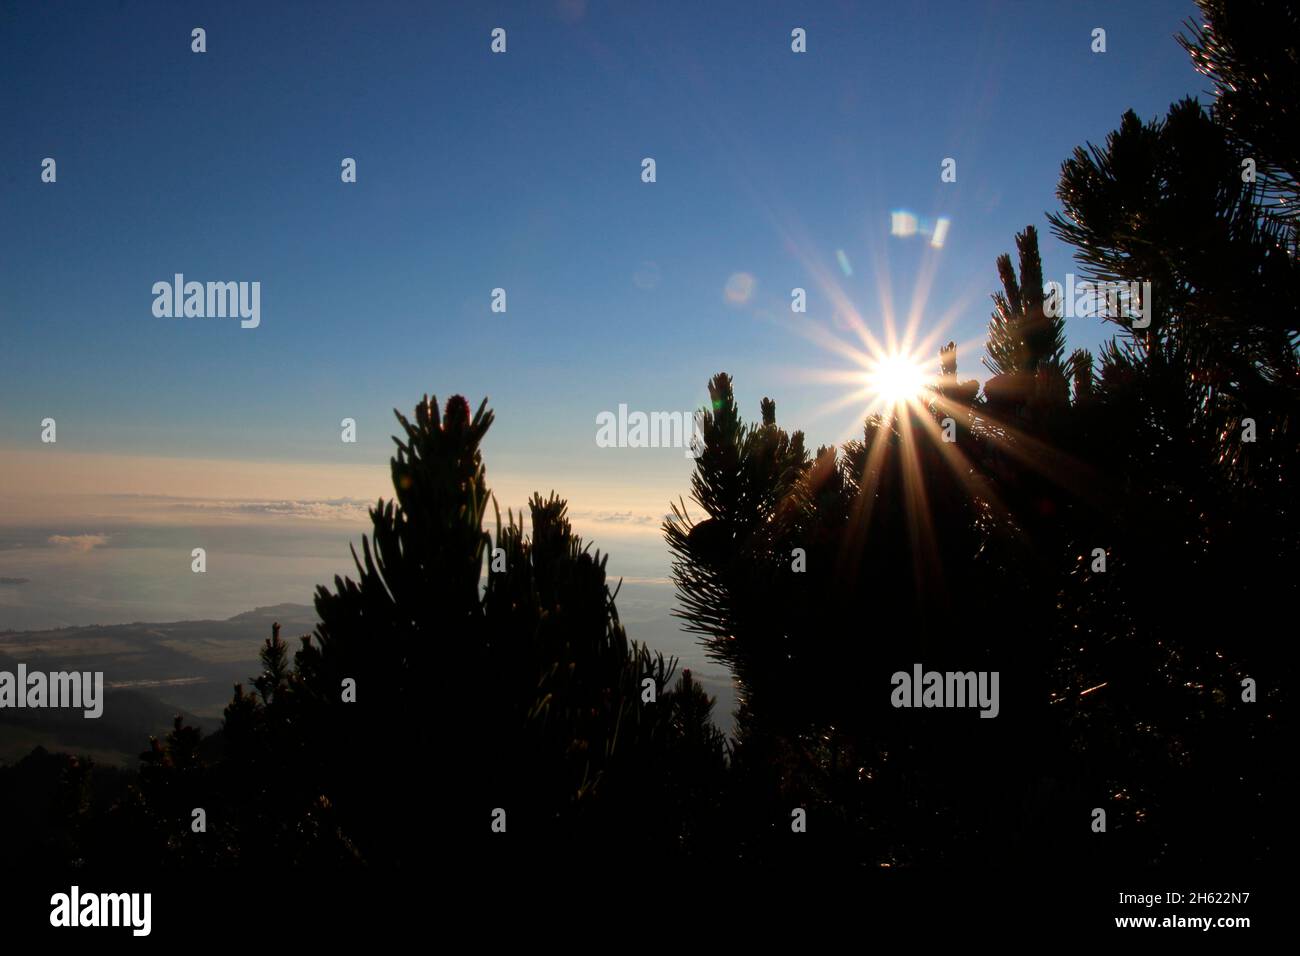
top-left (0, 603), bottom-right (317, 765)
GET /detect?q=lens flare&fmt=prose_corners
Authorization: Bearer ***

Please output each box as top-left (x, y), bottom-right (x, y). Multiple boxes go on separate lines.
top-left (724, 272), bottom-right (756, 304)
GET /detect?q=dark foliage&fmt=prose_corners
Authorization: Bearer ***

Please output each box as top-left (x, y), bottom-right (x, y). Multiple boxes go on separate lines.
top-left (87, 395), bottom-right (727, 866)
top-left (660, 0), bottom-right (1294, 869)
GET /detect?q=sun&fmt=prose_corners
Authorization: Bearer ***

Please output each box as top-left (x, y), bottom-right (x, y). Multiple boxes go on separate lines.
top-left (866, 352), bottom-right (930, 407)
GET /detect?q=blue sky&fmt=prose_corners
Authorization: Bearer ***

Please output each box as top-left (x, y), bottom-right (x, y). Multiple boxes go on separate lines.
top-left (0, 0), bottom-right (1206, 660)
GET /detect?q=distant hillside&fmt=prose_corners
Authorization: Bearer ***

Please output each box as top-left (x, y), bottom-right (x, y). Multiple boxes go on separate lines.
top-left (0, 689), bottom-right (211, 766)
top-left (0, 603), bottom-right (316, 766)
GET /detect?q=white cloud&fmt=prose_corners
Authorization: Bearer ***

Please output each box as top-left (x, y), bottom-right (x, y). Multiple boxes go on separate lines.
top-left (573, 510), bottom-right (660, 526)
top-left (47, 533), bottom-right (110, 552)
top-left (172, 498), bottom-right (371, 522)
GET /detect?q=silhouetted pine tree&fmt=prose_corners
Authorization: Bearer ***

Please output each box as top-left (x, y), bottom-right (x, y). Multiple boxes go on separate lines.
top-left (984, 225), bottom-right (1067, 378)
top-left (1037, 0), bottom-right (1297, 865)
top-left (667, 168), bottom-right (1292, 866)
top-left (668, 360), bottom-right (1033, 866)
top-left (111, 394), bottom-right (727, 868)
top-left (1179, 0), bottom-right (1300, 231)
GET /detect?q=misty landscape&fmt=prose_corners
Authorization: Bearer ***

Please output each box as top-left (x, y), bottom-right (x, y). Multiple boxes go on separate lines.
top-left (0, 604), bottom-right (314, 764)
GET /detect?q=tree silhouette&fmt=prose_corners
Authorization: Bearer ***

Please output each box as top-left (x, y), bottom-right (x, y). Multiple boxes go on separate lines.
top-left (984, 225), bottom-right (1067, 381)
top-left (105, 394), bottom-right (727, 867)
top-left (659, 0), bottom-right (1293, 869)
top-left (1179, 0), bottom-right (1300, 230)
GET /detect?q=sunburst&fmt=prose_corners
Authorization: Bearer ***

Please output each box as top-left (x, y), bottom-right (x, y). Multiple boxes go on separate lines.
top-left (864, 351), bottom-right (933, 410)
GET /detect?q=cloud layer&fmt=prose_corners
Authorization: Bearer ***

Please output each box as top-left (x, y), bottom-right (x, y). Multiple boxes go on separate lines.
top-left (47, 534), bottom-right (110, 552)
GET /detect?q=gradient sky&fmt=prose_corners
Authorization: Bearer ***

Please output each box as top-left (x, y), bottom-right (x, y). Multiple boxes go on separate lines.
top-left (1, 0), bottom-right (1206, 659)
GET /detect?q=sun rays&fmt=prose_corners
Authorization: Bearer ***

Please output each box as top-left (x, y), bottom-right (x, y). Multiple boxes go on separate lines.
top-left (763, 231), bottom-right (1109, 595)
top-left (778, 228), bottom-right (986, 439)
top-left (758, 221), bottom-right (1103, 583)
top-left (766, 231), bottom-right (1012, 587)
